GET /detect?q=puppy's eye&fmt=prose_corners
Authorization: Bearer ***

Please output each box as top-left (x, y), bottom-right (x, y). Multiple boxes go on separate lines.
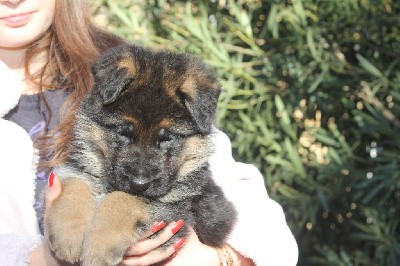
top-left (156, 128), bottom-right (181, 149)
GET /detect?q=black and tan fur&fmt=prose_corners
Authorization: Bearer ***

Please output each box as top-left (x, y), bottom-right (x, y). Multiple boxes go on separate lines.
top-left (45, 44), bottom-right (237, 265)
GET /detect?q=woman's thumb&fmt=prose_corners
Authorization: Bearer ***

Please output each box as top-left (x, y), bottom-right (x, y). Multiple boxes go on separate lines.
top-left (45, 171), bottom-right (62, 209)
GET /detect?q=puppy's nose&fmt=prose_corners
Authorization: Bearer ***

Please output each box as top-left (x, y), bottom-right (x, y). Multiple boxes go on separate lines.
top-left (130, 178), bottom-right (151, 192)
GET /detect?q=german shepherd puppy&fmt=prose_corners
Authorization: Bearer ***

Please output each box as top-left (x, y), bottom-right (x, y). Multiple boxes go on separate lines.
top-left (45, 44), bottom-right (236, 265)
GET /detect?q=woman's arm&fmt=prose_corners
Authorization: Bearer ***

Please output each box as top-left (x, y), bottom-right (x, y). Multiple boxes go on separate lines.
top-left (29, 243), bottom-right (61, 266)
top-left (226, 245), bottom-right (255, 266)
top-left (163, 227), bottom-right (254, 266)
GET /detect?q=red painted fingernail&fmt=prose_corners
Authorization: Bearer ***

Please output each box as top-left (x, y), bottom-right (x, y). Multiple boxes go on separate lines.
top-left (151, 221), bottom-right (166, 233)
top-left (171, 219), bottom-right (184, 234)
top-left (48, 171), bottom-right (55, 187)
top-left (169, 251), bottom-right (178, 259)
top-left (173, 238), bottom-right (185, 251)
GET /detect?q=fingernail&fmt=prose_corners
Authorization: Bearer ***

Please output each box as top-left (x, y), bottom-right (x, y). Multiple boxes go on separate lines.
top-left (171, 219), bottom-right (184, 234)
top-left (169, 251), bottom-right (178, 259)
top-left (151, 221), bottom-right (166, 233)
top-left (173, 238), bottom-right (185, 251)
top-left (48, 171), bottom-right (55, 187)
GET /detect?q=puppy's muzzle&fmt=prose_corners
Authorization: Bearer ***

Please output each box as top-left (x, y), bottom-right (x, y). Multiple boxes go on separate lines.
top-left (130, 177), bottom-right (151, 192)
top-left (110, 147), bottom-right (174, 196)
top-left (115, 159), bottom-right (162, 194)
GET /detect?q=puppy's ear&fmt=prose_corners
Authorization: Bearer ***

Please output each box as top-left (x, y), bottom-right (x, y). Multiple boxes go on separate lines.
top-left (91, 46), bottom-right (136, 105)
top-left (179, 76), bottom-right (221, 133)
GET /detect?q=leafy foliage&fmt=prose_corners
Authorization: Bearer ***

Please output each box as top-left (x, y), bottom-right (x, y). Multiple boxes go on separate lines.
top-left (90, 0), bottom-right (400, 265)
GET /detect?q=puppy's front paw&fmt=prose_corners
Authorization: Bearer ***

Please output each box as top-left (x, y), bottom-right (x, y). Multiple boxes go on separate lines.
top-left (45, 179), bottom-right (96, 263)
top-left (47, 217), bottom-right (86, 263)
top-left (81, 191), bottom-right (149, 266)
top-left (82, 227), bottom-right (137, 266)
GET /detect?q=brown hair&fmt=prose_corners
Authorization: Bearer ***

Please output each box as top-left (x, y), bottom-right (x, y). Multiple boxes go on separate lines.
top-left (27, 0), bottom-right (124, 167)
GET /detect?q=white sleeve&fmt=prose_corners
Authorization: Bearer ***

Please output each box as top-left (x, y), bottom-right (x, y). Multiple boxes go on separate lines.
top-left (209, 130), bottom-right (298, 266)
top-left (0, 233), bottom-right (43, 266)
top-left (0, 120), bottom-right (43, 265)
top-left (0, 120), bottom-right (40, 236)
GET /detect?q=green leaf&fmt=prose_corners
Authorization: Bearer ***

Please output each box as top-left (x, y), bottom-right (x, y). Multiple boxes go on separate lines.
top-left (314, 130), bottom-right (340, 147)
top-left (284, 137), bottom-right (307, 178)
top-left (356, 54), bottom-right (384, 78)
top-left (275, 95), bottom-right (296, 140)
top-left (293, 0), bottom-right (307, 26)
top-left (307, 27), bottom-right (321, 61)
top-left (267, 4), bottom-right (279, 39)
top-left (316, 185), bottom-right (330, 212)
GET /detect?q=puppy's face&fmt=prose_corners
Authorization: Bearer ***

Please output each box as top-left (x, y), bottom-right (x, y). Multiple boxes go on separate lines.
top-left (78, 44), bottom-right (220, 198)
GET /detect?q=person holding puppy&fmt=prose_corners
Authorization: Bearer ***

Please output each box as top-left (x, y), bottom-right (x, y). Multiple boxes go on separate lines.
top-left (0, 0), bottom-right (298, 265)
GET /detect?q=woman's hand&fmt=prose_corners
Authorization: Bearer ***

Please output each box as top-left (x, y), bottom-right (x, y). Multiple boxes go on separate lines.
top-left (120, 220), bottom-right (185, 265)
top-left (163, 226), bottom-right (220, 266)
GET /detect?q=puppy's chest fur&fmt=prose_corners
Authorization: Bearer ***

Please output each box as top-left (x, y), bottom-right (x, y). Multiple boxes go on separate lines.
top-left (49, 44), bottom-right (236, 265)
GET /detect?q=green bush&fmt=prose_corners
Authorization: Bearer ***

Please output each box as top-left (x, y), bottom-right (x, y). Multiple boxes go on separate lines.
top-left (91, 0), bottom-right (400, 265)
